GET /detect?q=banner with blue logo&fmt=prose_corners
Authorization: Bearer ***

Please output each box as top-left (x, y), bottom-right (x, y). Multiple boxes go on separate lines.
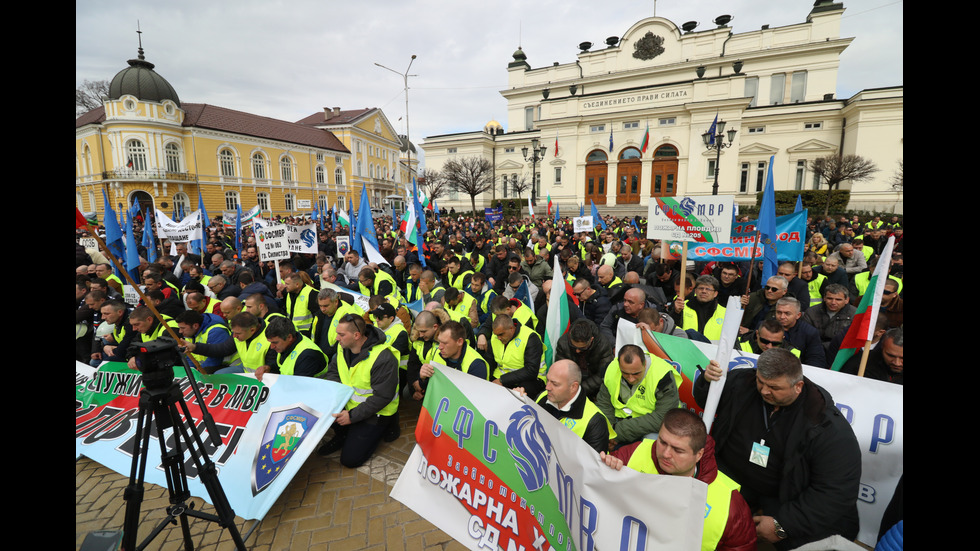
top-left (75, 362), bottom-right (352, 521)
top-left (253, 218), bottom-right (318, 254)
top-left (484, 207), bottom-right (503, 223)
top-left (391, 364), bottom-right (708, 551)
top-left (687, 210), bottom-right (807, 262)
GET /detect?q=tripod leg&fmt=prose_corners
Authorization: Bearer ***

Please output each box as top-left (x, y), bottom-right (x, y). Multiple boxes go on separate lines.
top-left (121, 390), bottom-right (155, 551)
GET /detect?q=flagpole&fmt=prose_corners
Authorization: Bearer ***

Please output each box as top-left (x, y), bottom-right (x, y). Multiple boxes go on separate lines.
top-left (855, 342), bottom-right (873, 378)
top-left (80, 217), bottom-right (205, 374)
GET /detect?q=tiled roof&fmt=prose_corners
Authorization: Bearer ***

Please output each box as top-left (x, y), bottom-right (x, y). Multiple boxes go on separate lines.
top-left (75, 103), bottom-right (349, 154)
top-left (296, 108), bottom-right (374, 127)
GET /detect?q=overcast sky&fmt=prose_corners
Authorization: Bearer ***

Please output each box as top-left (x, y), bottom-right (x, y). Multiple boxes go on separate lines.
top-left (76, 0), bottom-right (902, 168)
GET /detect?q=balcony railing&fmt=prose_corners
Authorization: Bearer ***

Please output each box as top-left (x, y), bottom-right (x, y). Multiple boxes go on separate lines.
top-left (102, 168), bottom-right (197, 182)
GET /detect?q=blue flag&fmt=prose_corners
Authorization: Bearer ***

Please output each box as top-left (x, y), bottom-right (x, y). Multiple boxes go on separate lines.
top-left (143, 207), bottom-right (157, 263)
top-left (608, 126), bottom-right (614, 153)
top-left (102, 190), bottom-right (125, 277)
top-left (124, 210), bottom-right (141, 282)
top-left (794, 194), bottom-right (803, 213)
top-left (331, 202), bottom-right (337, 231)
top-left (758, 155), bottom-right (779, 283)
top-left (435, 200), bottom-right (440, 223)
top-left (353, 186), bottom-right (380, 257)
top-left (554, 203), bottom-right (559, 225)
top-left (392, 206), bottom-right (398, 234)
top-left (580, 203), bottom-right (585, 217)
top-left (412, 178), bottom-right (428, 238)
top-left (707, 114), bottom-right (718, 146)
top-left (591, 200), bottom-right (607, 230)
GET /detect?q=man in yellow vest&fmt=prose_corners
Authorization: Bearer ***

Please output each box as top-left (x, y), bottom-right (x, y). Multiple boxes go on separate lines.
top-left (416, 320), bottom-right (490, 395)
top-left (175, 310), bottom-right (233, 373)
top-left (671, 275), bottom-right (726, 341)
top-left (736, 319), bottom-right (801, 357)
top-left (182, 312), bottom-right (275, 375)
top-left (601, 409), bottom-right (756, 551)
top-left (255, 316), bottom-right (328, 381)
top-left (318, 313), bottom-right (400, 468)
top-left (407, 311), bottom-right (443, 400)
top-left (595, 344), bottom-right (681, 446)
top-left (489, 313), bottom-right (545, 397)
top-left (533, 360), bottom-right (612, 454)
top-left (282, 272), bottom-right (318, 337)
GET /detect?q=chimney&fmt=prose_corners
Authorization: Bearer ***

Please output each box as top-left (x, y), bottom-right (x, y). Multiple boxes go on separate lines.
top-left (323, 107), bottom-right (342, 121)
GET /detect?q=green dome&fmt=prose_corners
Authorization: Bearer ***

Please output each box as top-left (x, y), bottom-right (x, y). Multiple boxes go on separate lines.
top-left (108, 47), bottom-right (180, 106)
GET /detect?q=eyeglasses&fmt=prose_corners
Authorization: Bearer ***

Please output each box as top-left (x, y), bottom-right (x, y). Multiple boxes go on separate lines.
top-left (882, 289), bottom-right (895, 296)
top-left (341, 313), bottom-right (366, 334)
top-left (509, 266), bottom-right (520, 271)
top-left (764, 286), bottom-right (783, 292)
top-left (758, 336), bottom-right (784, 346)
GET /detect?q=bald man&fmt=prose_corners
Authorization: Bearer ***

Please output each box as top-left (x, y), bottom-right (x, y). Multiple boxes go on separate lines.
top-left (534, 360), bottom-right (612, 454)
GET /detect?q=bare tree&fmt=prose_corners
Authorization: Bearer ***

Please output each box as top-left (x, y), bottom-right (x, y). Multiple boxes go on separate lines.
top-left (890, 159), bottom-right (903, 191)
top-left (808, 154), bottom-right (879, 216)
top-left (443, 157), bottom-right (495, 215)
top-left (76, 79), bottom-right (110, 117)
top-left (509, 174), bottom-right (531, 205)
top-left (418, 168), bottom-right (452, 203)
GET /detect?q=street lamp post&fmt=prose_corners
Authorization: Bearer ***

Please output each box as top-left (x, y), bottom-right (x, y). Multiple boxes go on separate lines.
top-left (522, 137), bottom-right (547, 210)
top-left (375, 55), bottom-right (417, 208)
top-left (702, 120), bottom-right (737, 195)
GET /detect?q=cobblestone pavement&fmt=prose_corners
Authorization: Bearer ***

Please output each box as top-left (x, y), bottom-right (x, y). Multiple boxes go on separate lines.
top-left (76, 398), bottom-right (466, 551)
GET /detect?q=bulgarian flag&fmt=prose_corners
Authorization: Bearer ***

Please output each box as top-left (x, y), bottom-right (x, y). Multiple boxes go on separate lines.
top-left (420, 192), bottom-right (432, 211)
top-left (337, 207), bottom-right (351, 228)
top-left (400, 203), bottom-right (420, 245)
top-left (831, 236), bottom-right (895, 372)
top-left (641, 122), bottom-right (650, 153)
top-left (546, 192), bottom-right (553, 217)
top-left (638, 327), bottom-right (712, 416)
top-left (543, 259), bottom-right (576, 366)
top-left (528, 195), bottom-right (534, 218)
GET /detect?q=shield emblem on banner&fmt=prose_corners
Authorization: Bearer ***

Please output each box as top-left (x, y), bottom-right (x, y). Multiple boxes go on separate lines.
top-left (251, 403), bottom-right (321, 495)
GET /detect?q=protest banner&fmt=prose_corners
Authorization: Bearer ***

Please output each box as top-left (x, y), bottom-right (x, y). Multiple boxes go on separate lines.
top-left (154, 209), bottom-right (203, 243)
top-left (254, 223), bottom-right (290, 262)
top-left (484, 207), bottom-right (503, 223)
top-left (222, 205), bottom-right (260, 228)
top-left (76, 361), bottom-right (352, 521)
top-left (647, 195), bottom-right (733, 243)
top-left (687, 211), bottom-right (807, 262)
top-left (335, 236), bottom-right (350, 257)
top-left (297, 199), bottom-right (312, 210)
top-left (391, 364), bottom-right (708, 551)
top-left (254, 218), bottom-right (318, 255)
top-left (572, 216), bottom-right (594, 233)
top-left (79, 237), bottom-right (97, 249)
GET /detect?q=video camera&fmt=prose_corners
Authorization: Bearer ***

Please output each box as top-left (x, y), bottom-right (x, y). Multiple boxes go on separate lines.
top-left (127, 337), bottom-right (181, 390)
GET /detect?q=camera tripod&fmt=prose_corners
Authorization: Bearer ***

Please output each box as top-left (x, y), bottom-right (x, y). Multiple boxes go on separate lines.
top-left (120, 346), bottom-right (246, 551)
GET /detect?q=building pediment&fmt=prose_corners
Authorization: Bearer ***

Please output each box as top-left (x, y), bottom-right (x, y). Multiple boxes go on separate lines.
top-left (786, 138), bottom-right (837, 155)
top-left (497, 159), bottom-right (525, 170)
top-left (738, 142), bottom-right (779, 156)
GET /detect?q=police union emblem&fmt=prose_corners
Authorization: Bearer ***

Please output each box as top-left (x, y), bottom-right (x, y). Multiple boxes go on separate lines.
top-left (252, 404), bottom-right (321, 495)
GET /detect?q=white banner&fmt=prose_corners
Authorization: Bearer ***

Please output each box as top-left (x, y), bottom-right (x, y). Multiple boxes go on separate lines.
top-left (255, 218), bottom-right (317, 255)
top-left (254, 223), bottom-right (291, 262)
top-left (647, 195), bottom-right (734, 243)
top-left (391, 364), bottom-right (707, 551)
top-left (572, 216), bottom-right (594, 233)
top-left (154, 209), bottom-right (203, 242)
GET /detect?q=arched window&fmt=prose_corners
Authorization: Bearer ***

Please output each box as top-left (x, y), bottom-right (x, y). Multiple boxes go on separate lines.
top-left (619, 147), bottom-right (642, 160)
top-left (280, 157), bottom-right (293, 183)
top-left (126, 140), bottom-right (148, 171)
top-left (165, 143), bottom-right (181, 173)
top-left (257, 192), bottom-right (270, 212)
top-left (654, 145), bottom-right (678, 157)
top-left (315, 165), bottom-right (325, 185)
top-left (335, 167), bottom-right (345, 189)
top-left (587, 150), bottom-right (608, 162)
top-left (252, 153), bottom-right (267, 181)
top-left (219, 149), bottom-right (235, 178)
top-left (173, 193), bottom-right (191, 217)
top-left (284, 193), bottom-right (295, 212)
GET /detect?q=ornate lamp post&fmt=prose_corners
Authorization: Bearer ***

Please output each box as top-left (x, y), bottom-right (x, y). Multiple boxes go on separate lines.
top-left (522, 137), bottom-right (547, 208)
top-left (702, 120), bottom-right (737, 195)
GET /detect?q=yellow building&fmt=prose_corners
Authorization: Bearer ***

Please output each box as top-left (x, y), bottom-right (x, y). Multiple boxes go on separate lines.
top-left (75, 45), bottom-right (352, 223)
top-left (297, 107), bottom-right (413, 212)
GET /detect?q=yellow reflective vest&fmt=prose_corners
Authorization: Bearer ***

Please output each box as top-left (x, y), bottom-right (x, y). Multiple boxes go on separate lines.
top-left (286, 285), bottom-right (318, 334)
top-left (276, 334), bottom-right (329, 378)
top-left (490, 324), bottom-right (545, 382)
top-left (681, 300), bottom-right (726, 341)
top-left (336, 341), bottom-right (399, 416)
top-left (602, 352), bottom-right (682, 420)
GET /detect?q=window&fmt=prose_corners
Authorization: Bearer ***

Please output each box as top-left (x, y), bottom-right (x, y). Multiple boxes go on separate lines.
top-left (315, 165), bottom-right (325, 185)
top-left (126, 140), bottom-right (148, 171)
top-left (501, 174), bottom-right (508, 197)
top-left (284, 193), bottom-right (295, 211)
top-left (257, 192), bottom-right (270, 212)
top-left (356, 141), bottom-right (362, 153)
top-left (756, 161), bottom-right (766, 192)
top-left (654, 145), bottom-right (678, 157)
top-left (316, 152), bottom-right (324, 162)
top-left (318, 195), bottom-right (328, 214)
top-left (225, 191), bottom-right (240, 210)
top-left (219, 149), bottom-right (236, 178)
top-left (624, 121), bottom-right (639, 129)
top-left (447, 147), bottom-right (457, 154)
top-left (707, 159), bottom-right (717, 179)
top-left (525, 107), bottom-right (535, 131)
top-left (770, 74), bottom-right (786, 105)
top-left (748, 127), bottom-right (765, 134)
top-left (280, 157), bottom-right (293, 182)
top-left (505, 147), bottom-right (515, 153)
top-left (173, 193), bottom-right (190, 216)
top-left (740, 162), bottom-right (750, 193)
top-left (804, 121), bottom-right (822, 130)
top-left (357, 161), bottom-right (362, 176)
top-left (335, 167), bottom-right (345, 189)
top-left (369, 145), bottom-right (374, 156)
top-left (795, 160), bottom-right (806, 190)
top-left (555, 167), bottom-right (562, 186)
top-left (590, 124), bottom-right (605, 133)
top-left (659, 118), bottom-right (676, 126)
top-left (252, 153), bottom-right (266, 180)
top-left (745, 77), bottom-right (759, 108)
top-left (790, 71), bottom-right (807, 103)
top-left (165, 143), bottom-right (181, 173)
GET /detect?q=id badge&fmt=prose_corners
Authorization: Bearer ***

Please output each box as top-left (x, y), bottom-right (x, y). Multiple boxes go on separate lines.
top-left (750, 440), bottom-right (770, 468)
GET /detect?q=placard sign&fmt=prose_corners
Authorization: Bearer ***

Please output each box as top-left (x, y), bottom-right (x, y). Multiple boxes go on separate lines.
top-left (297, 199), bottom-right (312, 209)
top-left (255, 224), bottom-right (290, 262)
top-left (647, 195), bottom-right (733, 243)
top-left (573, 216), bottom-right (594, 233)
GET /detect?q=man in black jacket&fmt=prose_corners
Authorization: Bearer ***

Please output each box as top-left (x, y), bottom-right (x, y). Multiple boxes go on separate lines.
top-left (553, 319), bottom-right (613, 400)
top-left (695, 348), bottom-right (861, 549)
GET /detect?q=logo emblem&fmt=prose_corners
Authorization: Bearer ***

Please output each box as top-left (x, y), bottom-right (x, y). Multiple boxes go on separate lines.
top-left (505, 405), bottom-right (553, 492)
top-left (252, 404), bottom-right (321, 495)
top-left (300, 228), bottom-right (316, 248)
top-left (633, 32), bottom-right (665, 61)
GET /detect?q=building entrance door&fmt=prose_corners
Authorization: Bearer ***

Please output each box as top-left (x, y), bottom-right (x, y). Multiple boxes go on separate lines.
top-left (650, 145), bottom-right (679, 198)
top-left (616, 147), bottom-right (642, 204)
top-left (585, 150), bottom-right (607, 205)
